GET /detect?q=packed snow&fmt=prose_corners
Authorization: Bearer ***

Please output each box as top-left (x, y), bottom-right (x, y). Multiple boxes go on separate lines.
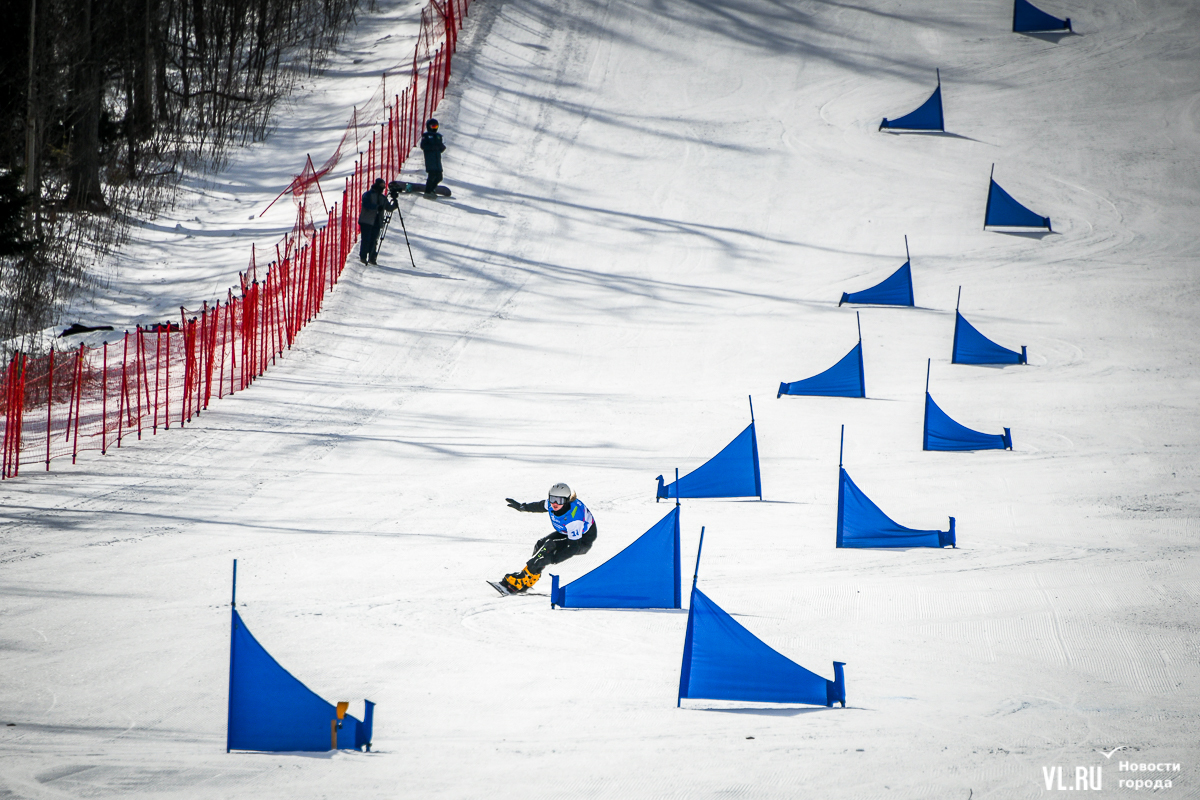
top-left (3, 0), bottom-right (1199, 797)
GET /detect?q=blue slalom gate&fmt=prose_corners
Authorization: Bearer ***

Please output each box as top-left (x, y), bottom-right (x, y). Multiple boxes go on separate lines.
top-left (657, 398), bottom-right (762, 501)
top-left (226, 562), bottom-right (374, 753)
top-left (880, 70), bottom-right (944, 132)
top-left (551, 505), bottom-right (681, 609)
top-left (985, 166), bottom-right (1051, 229)
top-left (677, 527), bottom-right (846, 707)
top-left (779, 313), bottom-right (865, 398)
top-left (924, 394), bottom-right (1012, 452)
top-left (836, 427), bottom-right (956, 548)
top-left (923, 359), bottom-right (1012, 452)
top-left (1013, 0), bottom-right (1071, 32)
top-left (952, 289), bottom-right (1027, 365)
top-left (840, 237), bottom-right (916, 307)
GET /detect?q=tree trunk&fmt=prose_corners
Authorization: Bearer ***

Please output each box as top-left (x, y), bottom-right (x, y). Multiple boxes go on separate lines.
top-left (132, 0), bottom-right (156, 139)
top-left (24, 0), bottom-right (40, 213)
top-left (156, 3), bottom-right (170, 122)
top-left (66, 0), bottom-right (107, 211)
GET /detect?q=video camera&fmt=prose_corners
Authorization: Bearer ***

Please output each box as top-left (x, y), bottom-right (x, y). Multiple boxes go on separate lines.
top-left (378, 181), bottom-right (406, 246)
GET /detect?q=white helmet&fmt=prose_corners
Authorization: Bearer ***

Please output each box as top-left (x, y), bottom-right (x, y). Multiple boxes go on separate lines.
top-left (548, 482), bottom-right (576, 506)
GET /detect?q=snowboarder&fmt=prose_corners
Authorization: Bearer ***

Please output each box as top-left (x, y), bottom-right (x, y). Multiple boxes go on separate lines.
top-left (497, 482), bottom-right (598, 594)
top-left (420, 119), bottom-right (446, 196)
top-left (358, 178), bottom-right (396, 264)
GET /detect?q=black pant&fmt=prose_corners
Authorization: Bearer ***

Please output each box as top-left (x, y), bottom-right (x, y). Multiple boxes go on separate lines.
top-left (425, 170), bottom-right (443, 193)
top-left (527, 525), bottom-right (597, 574)
top-left (359, 222), bottom-right (381, 262)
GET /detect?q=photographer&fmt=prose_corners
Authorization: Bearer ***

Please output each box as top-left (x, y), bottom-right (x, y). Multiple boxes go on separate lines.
top-left (358, 178), bottom-right (397, 265)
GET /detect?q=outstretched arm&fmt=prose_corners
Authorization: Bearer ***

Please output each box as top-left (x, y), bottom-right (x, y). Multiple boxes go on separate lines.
top-left (506, 498), bottom-right (546, 513)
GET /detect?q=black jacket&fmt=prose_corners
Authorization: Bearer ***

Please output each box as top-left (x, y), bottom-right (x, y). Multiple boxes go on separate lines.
top-left (358, 188), bottom-right (395, 226)
top-left (420, 131), bottom-right (446, 171)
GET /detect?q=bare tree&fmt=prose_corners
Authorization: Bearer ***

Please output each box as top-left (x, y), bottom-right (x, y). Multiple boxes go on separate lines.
top-left (0, 0), bottom-right (362, 349)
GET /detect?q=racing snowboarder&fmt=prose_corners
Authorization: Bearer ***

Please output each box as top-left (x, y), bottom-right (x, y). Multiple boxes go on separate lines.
top-left (497, 482), bottom-right (597, 594)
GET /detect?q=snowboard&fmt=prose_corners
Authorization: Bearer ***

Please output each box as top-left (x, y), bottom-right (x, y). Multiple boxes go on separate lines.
top-left (487, 580), bottom-right (547, 597)
top-left (395, 182), bottom-right (451, 197)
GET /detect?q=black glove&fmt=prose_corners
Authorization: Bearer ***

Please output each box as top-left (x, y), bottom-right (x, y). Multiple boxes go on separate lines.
top-left (506, 498), bottom-right (546, 513)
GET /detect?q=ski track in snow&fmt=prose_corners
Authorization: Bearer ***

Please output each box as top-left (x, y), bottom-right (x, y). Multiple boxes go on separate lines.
top-left (4, 0), bottom-right (1200, 797)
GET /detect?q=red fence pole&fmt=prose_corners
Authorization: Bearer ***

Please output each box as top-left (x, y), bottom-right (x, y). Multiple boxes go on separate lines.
top-left (164, 326), bottom-right (171, 430)
top-left (152, 329), bottom-right (160, 433)
top-left (101, 342), bottom-right (108, 454)
top-left (227, 292), bottom-right (235, 396)
top-left (118, 333), bottom-right (128, 448)
top-left (8, 356), bottom-right (16, 475)
top-left (179, 309), bottom-right (189, 426)
top-left (258, 280), bottom-right (268, 376)
top-left (400, 88), bottom-right (408, 159)
top-left (217, 302), bottom-right (226, 399)
top-left (8, 356), bottom-right (17, 477)
top-left (181, 310), bottom-right (193, 425)
top-left (203, 303), bottom-right (215, 408)
top-left (385, 112), bottom-right (392, 177)
top-left (46, 347), bottom-right (54, 470)
top-left (3, 356), bottom-right (12, 477)
top-left (368, 132), bottom-right (375, 184)
top-left (64, 352), bottom-right (75, 447)
top-left (422, 60), bottom-right (431, 130)
top-left (2, 358), bottom-right (8, 477)
top-left (14, 355), bottom-right (26, 475)
top-left (249, 282), bottom-right (259, 380)
top-left (264, 274), bottom-right (274, 366)
top-left (71, 345), bottom-right (83, 462)
top-left (274, 269), bottom-right (286, 356)
top-left (192, 315), bottom-right (200, 416)
top-left (198, 304), bottom-right (207, 412)
top-left (136, 329), bottom-right (145, 440)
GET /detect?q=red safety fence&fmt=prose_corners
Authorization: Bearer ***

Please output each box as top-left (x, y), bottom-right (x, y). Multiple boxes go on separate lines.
top-left (0, 0), bottom-right (472, 479)
top-left (266, 0), bottom-right (466, 224)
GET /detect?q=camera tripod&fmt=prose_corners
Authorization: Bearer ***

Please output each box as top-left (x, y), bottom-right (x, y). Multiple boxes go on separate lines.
top-left (378, 181), bottom-right (417, 269)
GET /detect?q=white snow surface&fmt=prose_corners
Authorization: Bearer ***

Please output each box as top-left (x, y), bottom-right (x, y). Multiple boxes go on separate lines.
top-left (4, 0), bottom-right (1200, 797)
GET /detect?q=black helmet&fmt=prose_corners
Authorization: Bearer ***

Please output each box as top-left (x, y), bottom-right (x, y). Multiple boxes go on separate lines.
top-left (426, 118), bottom-right (439, 131)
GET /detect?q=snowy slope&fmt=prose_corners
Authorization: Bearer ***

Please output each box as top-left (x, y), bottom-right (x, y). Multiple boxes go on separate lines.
top-left (64, 0), bottom-right (434, 333)
top-left (3, 0), bottom-right (1200, 797)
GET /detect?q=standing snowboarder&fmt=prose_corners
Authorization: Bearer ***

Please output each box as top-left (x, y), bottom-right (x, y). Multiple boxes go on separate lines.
top-left (420, 119), bottom-right (446, 196)
top-left (496, 482), bottom-right (598, 594)
top-left (358, 178), bottom-right (396, 264)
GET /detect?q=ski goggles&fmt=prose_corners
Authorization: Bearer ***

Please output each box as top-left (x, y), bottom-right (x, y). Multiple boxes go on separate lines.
top-left (548, 495), bottom-right (570, 507)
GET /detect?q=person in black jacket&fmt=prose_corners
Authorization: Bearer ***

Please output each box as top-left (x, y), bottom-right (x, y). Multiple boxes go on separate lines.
top-left (419, 119), bottom-right (446, 196)
top-left (499, 482), bottom-right (598, 594)
top-left (358, 178), bottom-right (396, 264)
